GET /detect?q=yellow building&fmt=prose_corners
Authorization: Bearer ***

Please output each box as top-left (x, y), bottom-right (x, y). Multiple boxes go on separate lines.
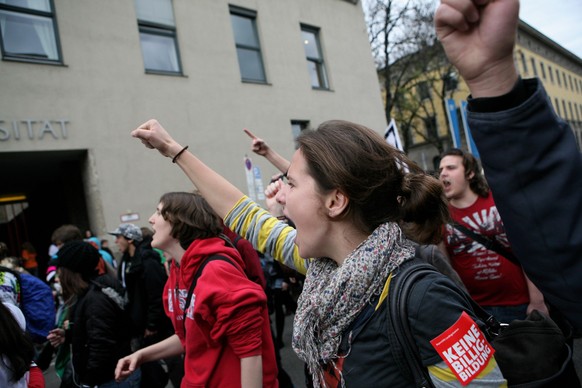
top-left (403, 20), bottom-right (582, 171)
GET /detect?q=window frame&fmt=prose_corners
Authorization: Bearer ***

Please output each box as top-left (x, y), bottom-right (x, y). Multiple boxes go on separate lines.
top-left (0, 0), bottom-right (63, 64)
top-left (291, 120), bottom-right (310, 145)
top-left (300, 24), bottom-right (329, 90)
top-left (135, 0), bottom-right (183, 76)
top-left (137, 21), bottom-right (183, 75)
top-left (229, 5), bottom-right (267, 84)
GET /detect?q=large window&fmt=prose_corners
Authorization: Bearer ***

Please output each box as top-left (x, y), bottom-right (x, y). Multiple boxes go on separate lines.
top-left (301, 25), bottom-right (328, 89)
top-left (0, 0), bottom-right (61, 63)
top-left (230, 6), bottom-right (266, 83)
top-left (417, 81), bottom-right (431, 100)
top-left (135, 0), bottom-right (181, 74)
top-left (530, 57), bottom-right (537, 76)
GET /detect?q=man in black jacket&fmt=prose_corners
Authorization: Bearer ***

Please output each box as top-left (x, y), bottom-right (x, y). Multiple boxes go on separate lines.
top-left (110, 223), bottom-right (175, 387)
top-left (436, 0), bottom-right (582, 331)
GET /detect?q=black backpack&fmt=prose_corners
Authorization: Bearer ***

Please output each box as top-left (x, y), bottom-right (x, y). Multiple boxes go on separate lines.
top-left (385, 258), bottom-right (579, 387)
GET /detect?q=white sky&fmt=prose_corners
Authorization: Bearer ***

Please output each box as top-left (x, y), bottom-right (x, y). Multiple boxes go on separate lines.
top-left (516, 0), bottom-right (582, 58)
top-left (362, 1), bottom-right (582, 59)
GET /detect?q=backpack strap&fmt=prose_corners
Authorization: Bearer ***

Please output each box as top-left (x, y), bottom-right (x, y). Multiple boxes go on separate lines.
top-left (451, 223), bottom-right (519, 265)
top-left (182, 255), bottom-right (238, 330)
top-left (386, 259), bottom-right (437, 388)
top-left (386, 259), bottom-right (503, 388)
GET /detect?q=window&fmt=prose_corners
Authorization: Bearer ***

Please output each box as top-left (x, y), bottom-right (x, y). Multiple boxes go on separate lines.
top-left (291, 120), bottom-right (309, 144)
top-left (530, 57), bottom-right (537, 76)
top-left (556, 69), bottom-right (561, 86)
top-left (443, 71), bottom-right (458, 92)
top-left (548, 66), bottom-right (554, 83)
top-left (539, 62), bottom-right (546, 79)
top-left (417, 81), bottom-right (430, 100)
top-left (135, 0), bottom-right (181, 74)
top-left (230, 6), bottom-right (266, 83)
top-left (555, 98), bottom-right (561, 116)
top-left (568, 74), bottom-right (573, 91)
top-left (519, 51), bottom-right (527, 74)
top-left (0, 0), bottom-right (61, 63)
top-left (301, 25), bottom-right (328, 89)
top-left (563, 72), bottom-right (568, 90)
top-left (562, 100), bottom-right (568, 119)
top-left (423, 116), bottom-right (438, 141)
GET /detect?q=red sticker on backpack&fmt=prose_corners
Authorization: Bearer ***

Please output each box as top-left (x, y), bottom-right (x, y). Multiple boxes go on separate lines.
top-left (430, 311), bottom-right (495, 386)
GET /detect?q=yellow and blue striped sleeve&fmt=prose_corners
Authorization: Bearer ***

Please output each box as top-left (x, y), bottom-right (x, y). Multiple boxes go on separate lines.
top-left (224, 196), bottom-right (308, 275)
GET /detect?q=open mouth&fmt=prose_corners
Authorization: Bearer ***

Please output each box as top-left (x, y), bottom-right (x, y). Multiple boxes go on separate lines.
top-left (442, 179), bottom-right (451, 189)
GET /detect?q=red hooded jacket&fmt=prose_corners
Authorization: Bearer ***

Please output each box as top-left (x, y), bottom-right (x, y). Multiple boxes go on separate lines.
top-left (163, 237), bottom-right (278, 387)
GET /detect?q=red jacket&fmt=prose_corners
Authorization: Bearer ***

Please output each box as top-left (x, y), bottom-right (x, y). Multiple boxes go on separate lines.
top-left (222, 226), bottom-right (267, 290)
top-left (163, 237), bottom-right (278, 387)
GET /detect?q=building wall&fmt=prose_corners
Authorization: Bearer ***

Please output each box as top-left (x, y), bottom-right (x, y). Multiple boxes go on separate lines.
top-left (0, 0), bottom-right (385, 248)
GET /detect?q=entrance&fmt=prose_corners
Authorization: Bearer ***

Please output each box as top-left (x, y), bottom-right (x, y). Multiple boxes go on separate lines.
top-left (0, 150), bottom-right (90, 277)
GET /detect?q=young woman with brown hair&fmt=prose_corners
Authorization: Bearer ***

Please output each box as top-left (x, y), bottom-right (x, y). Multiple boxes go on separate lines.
top-left (131, 119), bottom-right (506, 387)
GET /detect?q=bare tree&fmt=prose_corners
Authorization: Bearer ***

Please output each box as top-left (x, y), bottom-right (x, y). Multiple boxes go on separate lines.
top-left (364, 0), bottom-right (454, 154)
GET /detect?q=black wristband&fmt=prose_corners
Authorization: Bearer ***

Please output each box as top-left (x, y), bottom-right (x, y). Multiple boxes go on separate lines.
top-left (172, 145), bottom-right (189, 163)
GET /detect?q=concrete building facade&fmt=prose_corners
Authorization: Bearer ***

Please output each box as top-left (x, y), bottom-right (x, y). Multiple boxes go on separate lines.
top-left (0, 0), bottom-right (385, 262)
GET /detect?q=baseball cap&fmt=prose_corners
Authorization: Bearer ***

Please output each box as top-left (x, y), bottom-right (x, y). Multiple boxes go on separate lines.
top-left (108, 223), bottom-right (143, 242)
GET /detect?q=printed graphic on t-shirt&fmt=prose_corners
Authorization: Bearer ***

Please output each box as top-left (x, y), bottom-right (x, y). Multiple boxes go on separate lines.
top-left (445, 196), bottom-right (529, 305)
top-left (430, 312), bottom-right (494, 386)
top-left (447, 205), bottom-right (508, 281)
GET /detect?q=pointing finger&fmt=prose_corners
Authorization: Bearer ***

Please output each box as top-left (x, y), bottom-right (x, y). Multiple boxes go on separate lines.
top-left (243, 128), bottom-right (257, 139)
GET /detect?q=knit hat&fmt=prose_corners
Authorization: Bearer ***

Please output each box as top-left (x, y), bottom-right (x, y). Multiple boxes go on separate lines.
top-left (55, 241), bottom-right (100, 280)
top-left (108, 223), bottom-right (143, 242)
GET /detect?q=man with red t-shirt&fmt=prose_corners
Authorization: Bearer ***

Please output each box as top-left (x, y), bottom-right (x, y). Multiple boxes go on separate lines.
top-left (438, 148), bottom-right (547, 322)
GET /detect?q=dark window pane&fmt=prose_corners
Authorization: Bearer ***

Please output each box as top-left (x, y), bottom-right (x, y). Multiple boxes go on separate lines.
top-left (140, 31), bottom-right (179, 72)
top-left (302, 30), bottom-right (319, 59)
top-left (134, 0), bottom-right (174, 26)
top-left (0, 10), bottom-right (58, 59)
top-left (236, 47), bottom-right (265, 81)
top-left (0, 0), bottom-right (51, 12)
top-left (231, 14), bottom-right (258, 48)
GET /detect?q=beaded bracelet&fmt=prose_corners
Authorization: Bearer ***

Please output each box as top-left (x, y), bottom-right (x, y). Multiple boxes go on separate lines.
top-left (172, 145), bottom-right (189, 163)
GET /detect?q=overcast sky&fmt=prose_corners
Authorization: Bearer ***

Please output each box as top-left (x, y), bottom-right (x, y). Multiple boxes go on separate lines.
top-left (516, 0), bottom-right (582, 58)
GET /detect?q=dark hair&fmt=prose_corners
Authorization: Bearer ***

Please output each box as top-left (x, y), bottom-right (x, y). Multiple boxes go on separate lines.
top-left (58, 266), bottom-right (89, 301)
top-left (51, 224), bottom-right (83, 245)
top-left (440, 148), bottom-right (489, 197)
top-left (159, 191), bottom-right (224, 250)
top-left (140, 227), bottom-right (154, 240)
top-left (21, 242), bottom-right (36, 254)
top-left (0, 302), bottom-right (34, 382)
top-left (297, 120), bottom-right (449, 244)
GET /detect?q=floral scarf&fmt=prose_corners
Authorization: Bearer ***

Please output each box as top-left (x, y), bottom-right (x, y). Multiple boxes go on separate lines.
top-left (292, 222), bottom-right (416, 387)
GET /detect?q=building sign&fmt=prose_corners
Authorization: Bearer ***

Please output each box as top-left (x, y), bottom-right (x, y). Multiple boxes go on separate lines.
top-left (0, 119), bottom-right (70, 141)
top-left (120, 213), bottom-right (140, 223)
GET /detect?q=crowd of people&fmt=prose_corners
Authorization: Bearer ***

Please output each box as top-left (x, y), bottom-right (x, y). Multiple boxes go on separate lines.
top-left (1, 0), bottom-right (581, 387)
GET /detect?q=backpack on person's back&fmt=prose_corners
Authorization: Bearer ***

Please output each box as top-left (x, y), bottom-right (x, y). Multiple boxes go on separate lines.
top-left (0, 266), bottom-right (55, 343)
